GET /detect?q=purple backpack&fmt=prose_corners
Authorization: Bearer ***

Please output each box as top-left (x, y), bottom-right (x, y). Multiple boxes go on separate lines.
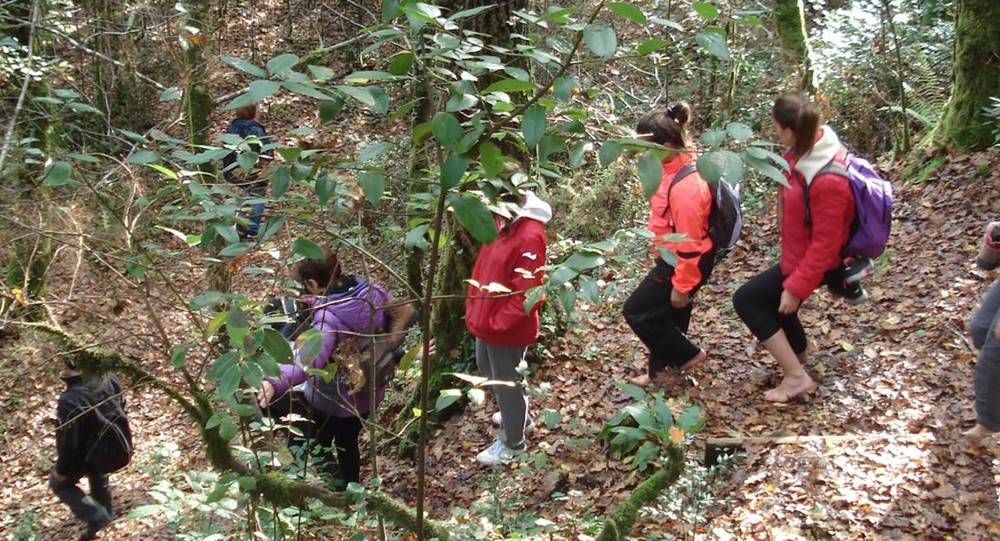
top-left (805, 154), bottom-right (893, 259)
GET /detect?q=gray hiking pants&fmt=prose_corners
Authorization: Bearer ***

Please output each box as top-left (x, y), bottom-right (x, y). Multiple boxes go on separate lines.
top-left (971, 279), bottom-right (1000, 431)
top-left (475, 339), bottom-right (528, 449)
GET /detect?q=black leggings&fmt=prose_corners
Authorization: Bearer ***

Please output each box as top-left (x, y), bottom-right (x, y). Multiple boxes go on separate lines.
top-left (265, 392), bottom-right (365, 486)
top-left (623, 256), bottom-right (714, 376)
top-left (733, 264), bottom-right (849, 354)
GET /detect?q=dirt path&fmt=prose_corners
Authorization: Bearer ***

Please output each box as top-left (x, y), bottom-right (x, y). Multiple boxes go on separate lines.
top-left (379, 159), bottom-right (1000, 539)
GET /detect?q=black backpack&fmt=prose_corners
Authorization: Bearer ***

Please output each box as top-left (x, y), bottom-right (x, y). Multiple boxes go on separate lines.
top-left (83, 378), bottom-right (134, 474)
top-left (664, 164), bottom-right (743, 259)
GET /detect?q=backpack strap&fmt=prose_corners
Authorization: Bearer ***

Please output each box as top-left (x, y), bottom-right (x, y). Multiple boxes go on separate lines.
top-left (803, 158), bottom-right (849, 228)
top-left (661, 164), bottom-right (698, 220)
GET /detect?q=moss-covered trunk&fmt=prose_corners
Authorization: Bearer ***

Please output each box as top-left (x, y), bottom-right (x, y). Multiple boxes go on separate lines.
top-left (774, 0), bottom-right (814, 91)
top-left (930, 0), bottom-right (1000, 151)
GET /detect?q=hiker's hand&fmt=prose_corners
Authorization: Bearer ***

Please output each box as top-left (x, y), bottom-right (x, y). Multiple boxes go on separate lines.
top-left (670, 289), bottom-right (690, 308)
top-left (994, 317), bottom-right (1000, 342)
top-left (423, 338), bottom-right (436, 359)
top-left (257, 381), bottom-right (275, 409)
top-left (50, 469), bottom-right (66, 483)
top-left (778, 290), bottom-right (801, 315)
top-left (986, 222), bottom-right (1000, 244)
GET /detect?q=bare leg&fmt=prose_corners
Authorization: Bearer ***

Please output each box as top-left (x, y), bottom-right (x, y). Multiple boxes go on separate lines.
top-left (963, 424), bottom-right (997, 442)
top-left (680, 349), bottom-right (708, 371)
top-left (761, 330), bottom-right (815, 402)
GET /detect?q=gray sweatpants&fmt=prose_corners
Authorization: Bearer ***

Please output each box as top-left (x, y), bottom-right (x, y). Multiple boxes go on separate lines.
top-left (475, 339), bottom-right (529, 449)
top-left (971, 279), bottom-right (1000, 431)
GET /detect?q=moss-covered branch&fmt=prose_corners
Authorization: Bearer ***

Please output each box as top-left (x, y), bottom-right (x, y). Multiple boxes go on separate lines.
top-left (30, 323), bottom-right (450, 540)
top-left (596, 445), bottom-right (686, 541)
top-left (774, 0), bottom-right (814, 91)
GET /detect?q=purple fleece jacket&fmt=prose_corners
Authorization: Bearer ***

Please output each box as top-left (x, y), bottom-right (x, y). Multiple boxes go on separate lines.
top-left (269, 277), bottom-right (391, 417)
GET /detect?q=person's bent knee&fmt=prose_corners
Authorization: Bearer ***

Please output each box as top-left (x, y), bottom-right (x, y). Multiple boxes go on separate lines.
top-left (733, 282), bottom-right (758, 324)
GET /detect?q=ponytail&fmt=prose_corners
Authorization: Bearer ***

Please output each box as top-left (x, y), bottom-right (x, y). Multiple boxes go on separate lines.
top-left (773, 93), bottom-right (820, 157)
top-left (636, 101), bottom-right (692, 149)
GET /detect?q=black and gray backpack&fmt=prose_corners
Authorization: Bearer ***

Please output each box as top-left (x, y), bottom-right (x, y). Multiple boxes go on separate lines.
top-left (665, 164), bottom-right (743, 260)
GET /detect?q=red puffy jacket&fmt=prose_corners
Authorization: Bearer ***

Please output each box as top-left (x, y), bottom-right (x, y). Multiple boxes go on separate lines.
top-left (780, 127), bottom-right (855, 300)
top-left (465, 193), bottom-right (551, 347)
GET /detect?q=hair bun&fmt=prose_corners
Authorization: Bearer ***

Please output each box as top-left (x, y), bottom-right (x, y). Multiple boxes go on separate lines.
top-left (667, 102), bottom-right (691, 126)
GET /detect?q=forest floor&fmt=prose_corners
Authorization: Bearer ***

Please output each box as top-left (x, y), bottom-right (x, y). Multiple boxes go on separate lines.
top-left (2, 0), bottom-right (1000, 538)
top-left (3, 151), bottom-right (998, 540)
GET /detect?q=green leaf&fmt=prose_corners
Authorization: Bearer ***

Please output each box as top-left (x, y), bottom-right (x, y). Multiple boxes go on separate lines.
top-left (522, 106), bottom-right (546, 148)
top-left (484, 78), bottom-right (535, 93)
top-left (608, 2), bottom-right (647, 24)
top-left (192, 290), bottom-right (226, 310)
top-left (692, 1), bottom-right (720, 21)
top-left (553, 76), bottom-right (578, 102)
top-left (617, 382), bottom-right (648, 401)
top-left (217, 364), bottom-right (242, 399)
top-left (387, 51), bottom-right (415, 75)
top-left (281, 81), bottom-right (333, 100)
top-left (222, 55), bottom-right (267, 77)
top-left (335, 85), bottom-right (377, 108)
top-left (266, 53), bottom-right (299, 75)
top-left (598, 141), bottom-right (624, 167)
top-left (700, 129), bottom-right (727, 149)
top-left (654, 395), bottom-right (673, 427)
top-left (697, 149), bottom-right (743, 185)
top-left (146, 164), bottom-right (178, 179)
top-left (41, 161), bottom-right (72, 187)
top-left (226, 307), bottom-right (250, 346)
top-left (726, 122), bottom-right (753, 142)
top-left (65, 152), bottom-right (101, 164)
top-left (259, 216), bottom-right (286, 243)
top-left (405, 223), bottom-right (430, 251)
top-left (271, 165), bottom-right (292, 199)
top-left (677, 405), bottom-right (704, 432)
top-left (382, 0), bottom-right (400, 21)
top-left (359, 141), bottom-right (392, 163)
top-left (569, 141), bottom-right (591, 168)
top-left (126, 150), bottom-right (159, 165)
top-left (584, 25), bottom-right (617, 58)
top-left (67, 102), bottom-right (103, 115)
top-left (292, 238), bottom-right (325, 260)
top-left (564, 252), bottom-right (606, 271)
top-left (440, 153), bottom-right (468, 190)
top-left (319, 97), bottom-right (345, 122)
top-left (262, 328), bottom-right (293, 364)
top-left (637, 38), bottom-right (669, 55)
top-left (436, 388), bottom-right (462, 411)
top-left (448, 4), bottom-right (495, 21)
top-left (307, 65), bottom-right (337, 81)
top-left (159, 86), bottom-right (182, 101)
top-left (745, 154), bottom-right (789, 187)
top-left (523, 286), bottom-right (545, 314)
top-left (315, 174), bottom-right (336, 204)
top-left (225, 80), bottom-right (281, 110)
top-left (542, 408), bottom-right (562, 428)
top-left (170, 345), bottom-right (188, 368)
top-left (449, 194), bottom-right (497, 244)
top-left (695, 30), bottom-right (730, 60)
top-left (431, 112), bottom-right (463, 151)
top-left (479, 141), bottom-right (505, 177)
top-left (219, 242), bottom-right (253, 257)
top-left (360, 171), bottom-right (386, 205)
top-left (637, 151), bottom-right (663, 199)
top-left (218, 416), bottom-right (238, 441)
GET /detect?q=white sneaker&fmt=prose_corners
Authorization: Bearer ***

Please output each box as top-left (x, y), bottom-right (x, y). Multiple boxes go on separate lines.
top-left (491, 411), bottom-right (535, 433)
top-left (475, 439), bottom-right (526, 466)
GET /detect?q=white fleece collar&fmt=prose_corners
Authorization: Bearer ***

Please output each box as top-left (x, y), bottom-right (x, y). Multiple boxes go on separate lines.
top-left (795, 126), bottom-right (842, 186)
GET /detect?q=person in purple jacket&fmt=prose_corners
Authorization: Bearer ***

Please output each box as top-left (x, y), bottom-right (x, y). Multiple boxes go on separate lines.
top-left (257, 249), bottom-right (414, 487)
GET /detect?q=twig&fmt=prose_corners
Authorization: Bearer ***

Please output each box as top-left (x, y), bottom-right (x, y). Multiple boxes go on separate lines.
top-left (0, 0), bottom-right (38, 173)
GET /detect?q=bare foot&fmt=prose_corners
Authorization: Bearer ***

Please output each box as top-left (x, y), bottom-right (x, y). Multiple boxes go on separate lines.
top-left (681, 350), bottom-right (708, 372)
top-left (963, 424), bottom-right (997, 443)
top-left (764, 374), bottom-right (816, 403)
top-left (629, 374), bottom-right (652, 387)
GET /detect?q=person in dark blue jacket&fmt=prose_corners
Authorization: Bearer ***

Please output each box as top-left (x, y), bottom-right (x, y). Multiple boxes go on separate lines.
top-left (222, 104), bottom-right (274, 239)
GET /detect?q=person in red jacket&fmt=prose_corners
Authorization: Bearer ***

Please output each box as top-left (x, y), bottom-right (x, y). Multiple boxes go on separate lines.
top-left (466, 190), bottom-right (551, 465)
top-left (733, 93), bottom-right (859, 402)
top-left (623, 102), bottom-right (715, 387)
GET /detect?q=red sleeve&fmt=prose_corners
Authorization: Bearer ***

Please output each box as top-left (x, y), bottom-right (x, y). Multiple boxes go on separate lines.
top-left (669, 179), bottom-right (713, 294)
top-left (488, 228), bottom-right (546, 333)
top-left (783, 175), bottom-right (853, 299)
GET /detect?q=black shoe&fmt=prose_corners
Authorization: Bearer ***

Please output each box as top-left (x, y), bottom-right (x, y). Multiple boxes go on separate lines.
top-left (840, 283), bottom-right (869, 305)
top-left (79, 514), bottom-right (112, 541)
top-left (843, 258), bottom-right (873, 286)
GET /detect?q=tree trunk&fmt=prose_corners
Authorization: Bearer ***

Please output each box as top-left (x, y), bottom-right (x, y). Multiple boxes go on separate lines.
top-left (183, 0), bottom-right (216, 175)
top-left (774, 0), bottom-right (814, 91)
top-left (396, 0), bottom-right (525, 454)
top-left (930, 0), bottom-right (1000, 152)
